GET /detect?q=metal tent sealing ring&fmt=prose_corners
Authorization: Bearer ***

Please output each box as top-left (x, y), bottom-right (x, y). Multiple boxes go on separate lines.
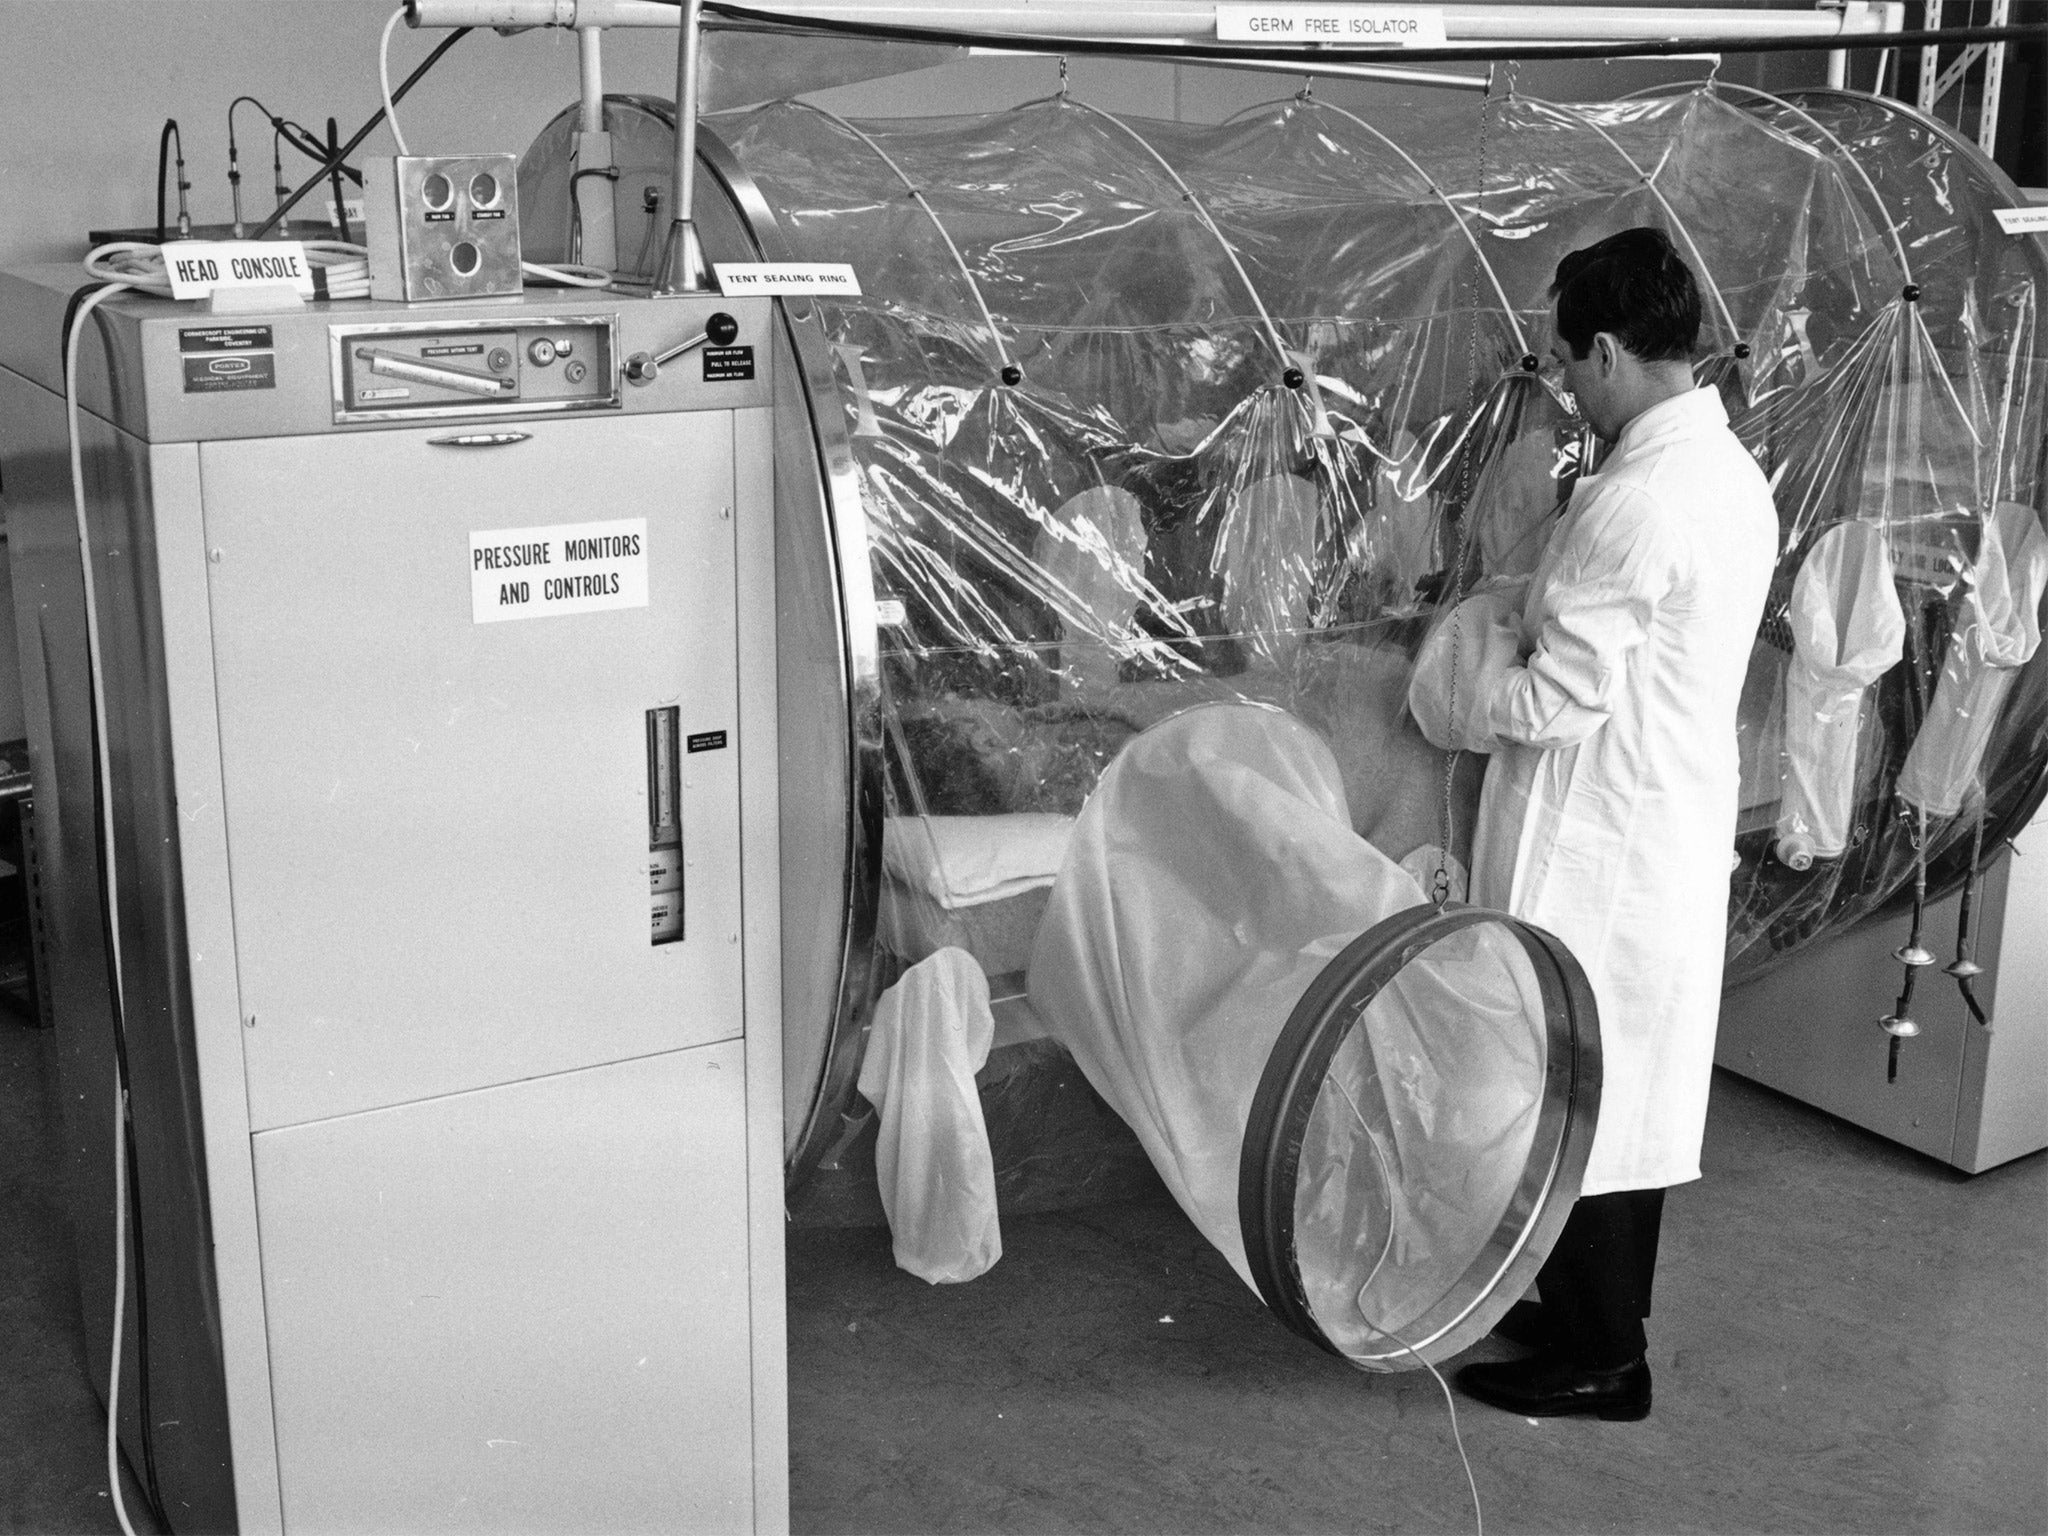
top-left (1237, 902), bottom-right (1602, 1370)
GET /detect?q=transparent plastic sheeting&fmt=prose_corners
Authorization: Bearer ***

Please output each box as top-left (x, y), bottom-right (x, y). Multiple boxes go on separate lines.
top-left (1028, 706), bottom-right (1551, 1367)
top-left (520, 82), bottom-right (2048, 986)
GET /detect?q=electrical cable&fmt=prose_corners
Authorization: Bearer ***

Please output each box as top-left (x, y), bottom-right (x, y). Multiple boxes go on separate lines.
top-left (231, 99), bottom-right (338, 181)
top-left (1368, 1319), bottom-right (1486, 1536)
top-left (109, 1074), bottom-right (139, 1536)
top-left (64, 276), bottom-right (148, 1536)
top-left (154, 119), bottom-right (188, 244)
top-left (520, 260), bottom-right (614, 288)
top-left (1333, 1078), bottom-right (1484, 1536)
top-left (231, 98), bottom-right (365, 239)
top-left (381, 4), bottom-right (412, 156)
top-left (250, 24), bottom-right (470, 241)
top-left (272, 124), bottom-right (291, 218)
top-left (1952, 809), bottom-right (1992, 1029)
top-left (325, 118), bottom-right (353, 242)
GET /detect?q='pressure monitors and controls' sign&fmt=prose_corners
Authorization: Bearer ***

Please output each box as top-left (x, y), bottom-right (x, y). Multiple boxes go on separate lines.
top-left (712, 262), bottom-right (862, 296)
top-left (163, 241), bottom-right (317, 301)
top-left (1215, 3), bottom-right (1449, 46)
top-left (470, 518), bottom-right (649, 624)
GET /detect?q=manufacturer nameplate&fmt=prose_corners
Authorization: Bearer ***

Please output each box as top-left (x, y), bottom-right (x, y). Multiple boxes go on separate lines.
top-left (181, 325), bottom-right (275, 353)
top-left (182, 353), bottom-right (277, 393)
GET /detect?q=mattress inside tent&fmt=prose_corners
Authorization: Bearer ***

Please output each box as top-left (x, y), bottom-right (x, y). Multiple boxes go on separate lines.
top-left (522, 75), bottom-right (2048, 1312)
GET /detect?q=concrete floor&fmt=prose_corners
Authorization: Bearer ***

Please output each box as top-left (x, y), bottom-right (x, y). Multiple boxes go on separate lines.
top-left (790, 1067), bottom-right (2047, 1535)
top-left (6, 1009), bottom-right (2044, 1535)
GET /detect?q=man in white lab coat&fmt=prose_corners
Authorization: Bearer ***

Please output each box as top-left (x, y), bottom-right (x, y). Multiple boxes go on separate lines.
top-left (1449, 228), bottom-right (1779, 1420)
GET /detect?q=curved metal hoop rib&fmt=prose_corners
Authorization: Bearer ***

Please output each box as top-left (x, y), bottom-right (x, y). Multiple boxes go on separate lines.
top-left (1626, 80), bottom-right (1915, 283)
top-left (1050, 95), bottom-right (1295, 370)
top-left (1617, 87), bottom-right (1974, 441)
top-left (1522, 95), bottom-right (1746, 355)
top-left (782, 98), bottom-right (1016, 374)
top-left (1301, 96), bottom-right (1533, 362)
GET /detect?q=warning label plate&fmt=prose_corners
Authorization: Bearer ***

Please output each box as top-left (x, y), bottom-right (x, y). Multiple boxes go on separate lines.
top-left (470, 517), bottom-right (648, 624)
top-left (703, 345), bottom-right (756, 382)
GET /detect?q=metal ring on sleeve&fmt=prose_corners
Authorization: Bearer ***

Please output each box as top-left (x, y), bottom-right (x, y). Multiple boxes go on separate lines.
top-left (1238, 902), bottom-right (1602, 1370)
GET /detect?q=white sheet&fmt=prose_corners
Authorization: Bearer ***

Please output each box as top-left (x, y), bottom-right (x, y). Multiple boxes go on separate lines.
top-left (1027, 704), bottom-right (1549, 1355)
top-left (881, 812), bottom-right (1076, 908)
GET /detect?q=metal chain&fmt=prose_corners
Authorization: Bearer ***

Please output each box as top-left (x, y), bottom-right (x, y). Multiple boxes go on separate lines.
top-left (1433, 66), bottom-right (1498, 909)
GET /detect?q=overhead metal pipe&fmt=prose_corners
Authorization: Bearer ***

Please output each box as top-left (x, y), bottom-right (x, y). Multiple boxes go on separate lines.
top-left (699, 0), bottom-right (1899, 43)
top-left (404, 0), bottom-right (2035, 66)
top-left (408, 0), bottom-right (1897, 41)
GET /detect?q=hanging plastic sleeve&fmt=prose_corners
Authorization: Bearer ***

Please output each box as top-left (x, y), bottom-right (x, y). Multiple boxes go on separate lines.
top-left (855, 946), bottom-right (1002, 1284)
top-left (1896, 501), bottom-right (2048, 817)
top-left (833, 341), bottom-right (884, 438)
top-left (1774, 521), bottom-right (1907, 868)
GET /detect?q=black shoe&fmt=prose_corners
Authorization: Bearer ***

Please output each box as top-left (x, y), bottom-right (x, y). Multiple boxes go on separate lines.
top-left (1490, 1299), bottom-right (1549, 1350)
top-left (1455, 1352), bottom-right (1652, 1421)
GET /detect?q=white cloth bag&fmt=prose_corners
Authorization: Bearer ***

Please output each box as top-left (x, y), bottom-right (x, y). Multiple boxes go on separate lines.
top-left (1775, 519), bottom-right (1907, 868)
top-left (1896, 501), bottom-right (2048, 817)
top-left (856, 947), bottom-right (1002, 1284)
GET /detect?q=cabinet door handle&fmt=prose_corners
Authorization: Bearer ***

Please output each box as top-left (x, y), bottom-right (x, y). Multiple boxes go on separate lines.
top-left (427, 432), bottom-right (532, 448)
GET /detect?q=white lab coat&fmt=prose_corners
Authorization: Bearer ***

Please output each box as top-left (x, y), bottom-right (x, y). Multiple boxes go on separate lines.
top-left (1471, 387), bottom-right (1778, 1196)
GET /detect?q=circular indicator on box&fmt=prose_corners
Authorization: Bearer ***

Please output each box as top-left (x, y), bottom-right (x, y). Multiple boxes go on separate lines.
top-left (421, 172), bottom-right (454, 210)
top-left (527, 337), bottom-right (557, 366)
top-left (470, 171), bottom-right (501, 207)
top-left (487, 347), bottom-right (513, 372)
top-left (450, 241), bottom-right (481, 276)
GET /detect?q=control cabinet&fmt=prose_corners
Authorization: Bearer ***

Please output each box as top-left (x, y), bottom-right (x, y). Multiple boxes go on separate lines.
top-left (0, 269), bottom-right (786, 1533)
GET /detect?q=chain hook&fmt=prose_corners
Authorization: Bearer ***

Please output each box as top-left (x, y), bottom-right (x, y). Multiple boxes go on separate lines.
top-left (1428, 62), bottom-right (1497, 917)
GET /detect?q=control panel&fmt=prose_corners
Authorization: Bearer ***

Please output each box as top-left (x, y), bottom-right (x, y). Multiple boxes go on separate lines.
top-left (329, 314), bottom-right (618, 423)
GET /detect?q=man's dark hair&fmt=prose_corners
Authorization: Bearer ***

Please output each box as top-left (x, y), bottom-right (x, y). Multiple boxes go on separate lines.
top-left (1550, 227), bottom-right (1701, 363)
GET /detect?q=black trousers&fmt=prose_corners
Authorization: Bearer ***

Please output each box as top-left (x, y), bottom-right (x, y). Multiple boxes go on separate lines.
top-left (1535, 1187), bottom-right (1666, 1367)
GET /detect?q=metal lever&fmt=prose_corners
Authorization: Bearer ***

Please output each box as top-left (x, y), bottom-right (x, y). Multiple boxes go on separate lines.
top-left (357, 346), bottom-right (516, 398)
top-left (625, 311), bottom-right (738, 385)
